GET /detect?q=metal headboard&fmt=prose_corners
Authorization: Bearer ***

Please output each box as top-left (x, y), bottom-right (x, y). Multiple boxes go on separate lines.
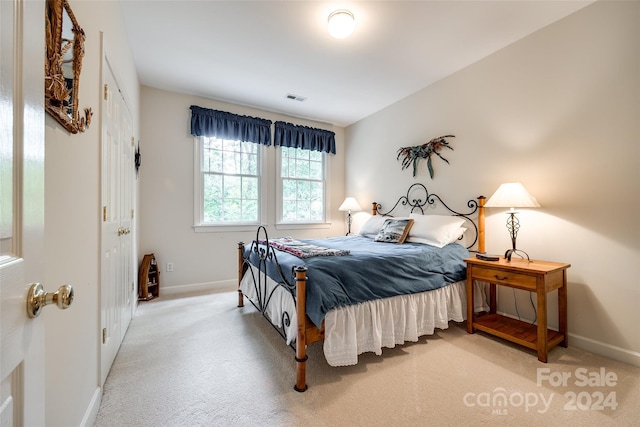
top-left (373, 183), bottom-right (481, 250)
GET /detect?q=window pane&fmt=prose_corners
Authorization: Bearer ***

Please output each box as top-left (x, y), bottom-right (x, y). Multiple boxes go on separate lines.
top-left (310, 181), bottom-right (323, 202)
top-left (282, 179), bottom-right (296, 200)
top-left (223, 198), bottom-right (241, 221)
top-left (242, 200), bottom-right (258, 221)
top-left (283, 201), bottom-right (297, 221)
top-left (309, 160), bottom-right (322, 180)
top-left (297, 180), bottom-right (310, 200)
top-left (202, 141), bottom-right (222, 173)
top-left (295, 149), bottom-right (309, 160)
top-left (241, 153), bottom-right (257, 175)
top-left (203, 174), bottom-right (223, 222)
top-left (243, 177), bottom-right (258, 199)
top-left (281, 147), bottom-right (290, 177)
top-left (223, 139), bottom-right (240, 152)
top-left (297, 201), bottom-right (311, 220)
top-left (224, 175), bottom-right (241, 199)
top-left (288, 157), bottom-right (296, 178)
top-left (297, 160), bottom-right (310, 179)
top-left (279, 147), bottom-right (325, 223)
top-left (222, 150), bottom-right (239, 174)
top-left (198, 137), bottom-right (260, 224)
top-left (309, 150), bottom-right (322, 161)
top-left (310, 200), bottom-right (323, 220)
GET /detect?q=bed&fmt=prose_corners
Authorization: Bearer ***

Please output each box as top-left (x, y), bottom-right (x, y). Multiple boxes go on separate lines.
top-left (237, 183), bottom-right (488, 391)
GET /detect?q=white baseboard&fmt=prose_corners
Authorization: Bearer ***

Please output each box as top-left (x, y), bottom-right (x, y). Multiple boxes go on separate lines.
top-left (80, 386), bottom-right (101, 427)
top-left (569, 332), bottom-right (640, 368)
top-left (160, 279), bottom-right (236, 297)
top-left (496, 310), bottom-right (640, 368)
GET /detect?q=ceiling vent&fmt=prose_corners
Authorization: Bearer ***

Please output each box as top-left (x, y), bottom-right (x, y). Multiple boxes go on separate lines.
top-left (286, 93), bottom-right (307, 102)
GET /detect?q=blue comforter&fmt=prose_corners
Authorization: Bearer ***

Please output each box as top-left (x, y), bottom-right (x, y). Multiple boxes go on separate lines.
top-left (245, 236), bottom-right (469, 328)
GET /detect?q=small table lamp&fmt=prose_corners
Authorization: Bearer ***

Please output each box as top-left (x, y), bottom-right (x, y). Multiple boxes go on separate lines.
top-left (338, 197), bottom-right (362, 235)
top-left (484, 183), bottom-right (540, 261)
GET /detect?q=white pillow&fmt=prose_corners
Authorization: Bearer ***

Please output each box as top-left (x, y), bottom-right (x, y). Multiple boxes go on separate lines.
top-left (409, 227), bottom-right (467, 246)
top-left (358, 215), bottom-right (387, 238)
top-left (406, 213), bottom-right (466, 248)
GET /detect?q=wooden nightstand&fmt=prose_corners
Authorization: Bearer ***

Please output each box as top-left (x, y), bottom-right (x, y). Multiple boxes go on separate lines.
top-left (465, 257), bottom-right (570, 362)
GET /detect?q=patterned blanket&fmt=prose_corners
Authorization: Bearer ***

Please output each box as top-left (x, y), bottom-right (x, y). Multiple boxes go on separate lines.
top-left (262, 237), bottom-right (350, 259)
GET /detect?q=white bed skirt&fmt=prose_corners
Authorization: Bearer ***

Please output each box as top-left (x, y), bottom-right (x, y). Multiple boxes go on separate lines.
top-left (240, 265), bottom-right (488, 367)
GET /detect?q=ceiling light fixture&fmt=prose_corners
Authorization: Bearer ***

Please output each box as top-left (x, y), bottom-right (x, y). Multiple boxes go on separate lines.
top-left (327, 9), bottom-right (355, 39)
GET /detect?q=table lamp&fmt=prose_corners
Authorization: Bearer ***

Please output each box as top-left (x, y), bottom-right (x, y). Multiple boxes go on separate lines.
top-left (338, 197), bottom-right (362, 235)
top-left (484, 183), bottom-right (540, 261)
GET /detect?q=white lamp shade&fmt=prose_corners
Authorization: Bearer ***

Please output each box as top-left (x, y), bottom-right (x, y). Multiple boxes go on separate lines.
top-left (485, 183), bottom-right (540, 208)
top-left (328, 10), bottom-right (355, 39)
top-left (338, 197), bottom-right (362, 212)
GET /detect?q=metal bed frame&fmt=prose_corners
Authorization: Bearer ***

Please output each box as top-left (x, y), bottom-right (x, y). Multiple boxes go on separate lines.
top-left (237, 183), bottom-right (486, 391)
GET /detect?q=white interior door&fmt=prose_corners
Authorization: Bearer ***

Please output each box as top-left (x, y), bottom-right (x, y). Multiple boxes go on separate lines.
top-left (100, 53), bottom-right (134, 385)
top-left (0, 0), bottom-right (46, 425)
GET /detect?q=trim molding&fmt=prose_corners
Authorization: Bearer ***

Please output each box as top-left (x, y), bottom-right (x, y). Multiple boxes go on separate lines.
top-left (496, 310), bottom-right (639, 367)
top-left (80, 387), bottom-right (101, 427)
top-left (160, 279), bottom-right (236, 297)
top-left (569, 332), bottom-right (640, 368)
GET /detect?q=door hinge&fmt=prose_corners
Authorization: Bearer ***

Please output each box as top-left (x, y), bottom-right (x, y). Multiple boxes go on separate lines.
top-left (104, 84), bottom-right (108, 100)
top-left (131, 281), bottom-right (134, 292)
top-left (131, 137), bottom-right (135, 147)
top-left (131, 209), bottom-right (135, 219)
top-left (103, 206), bottom-right (108, 222)
top-left (102, 328), bottom-right (107, 344)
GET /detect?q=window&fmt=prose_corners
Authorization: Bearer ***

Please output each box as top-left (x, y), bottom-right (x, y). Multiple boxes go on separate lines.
top-left (280, 146), bottom-right (325, 223)
top-left (195, 136), bottom-right (261, 225)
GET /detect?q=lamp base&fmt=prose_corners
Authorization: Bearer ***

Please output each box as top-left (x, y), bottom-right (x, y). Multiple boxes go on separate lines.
top-left (504, 248), bottom-right (531, 262)
top-left (346, 212), bottom-right (352, 236)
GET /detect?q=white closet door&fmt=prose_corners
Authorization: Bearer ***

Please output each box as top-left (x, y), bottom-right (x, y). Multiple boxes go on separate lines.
top-left (100, 51), bottom-right (134, 385)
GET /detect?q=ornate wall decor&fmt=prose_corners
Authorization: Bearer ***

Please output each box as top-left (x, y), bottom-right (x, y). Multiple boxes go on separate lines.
top-left (45, 0), bottom-right (92, 133)
top-left (397, 135), bottom-right (455, 178)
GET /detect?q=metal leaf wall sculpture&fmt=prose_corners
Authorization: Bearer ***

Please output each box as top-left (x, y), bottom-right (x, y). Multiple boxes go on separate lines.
top-left (397, 135), bottom-right (455, 178)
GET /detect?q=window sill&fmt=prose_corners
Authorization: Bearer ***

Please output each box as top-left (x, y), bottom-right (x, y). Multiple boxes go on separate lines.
top-left (275, 222), bottom-right (331, 230)
top-left (193, 223), bottom-right (261, 233)
top-left (192, 222), bottom-right (332, 233)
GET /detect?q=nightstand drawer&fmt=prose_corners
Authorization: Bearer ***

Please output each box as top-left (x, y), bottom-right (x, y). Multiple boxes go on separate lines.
top-left (471, 266), bottom-right (537, 290)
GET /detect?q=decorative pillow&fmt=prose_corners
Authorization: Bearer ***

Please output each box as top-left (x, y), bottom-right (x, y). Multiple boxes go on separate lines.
top-left (406, 213), bottom-right (466, 248)
top-left (359, 215), bottom-right (387, 238)
top-left (374, 218), bottom-right (414, 244)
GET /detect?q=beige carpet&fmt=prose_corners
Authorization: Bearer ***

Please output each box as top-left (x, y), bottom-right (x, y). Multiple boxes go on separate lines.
top-left (95, 291), bottom-right (640, 426)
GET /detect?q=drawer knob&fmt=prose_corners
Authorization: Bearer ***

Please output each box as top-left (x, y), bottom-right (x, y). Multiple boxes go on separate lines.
top-left (495, 275), bottom-right (508, 281)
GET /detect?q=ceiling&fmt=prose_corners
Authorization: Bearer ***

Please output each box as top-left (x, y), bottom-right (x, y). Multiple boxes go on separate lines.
top-left (119, 1), bottom-right (592, 127)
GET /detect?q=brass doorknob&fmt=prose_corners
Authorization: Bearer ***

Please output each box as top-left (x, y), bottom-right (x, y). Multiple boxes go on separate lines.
top-left (26, 283), bottom-right (74, 318)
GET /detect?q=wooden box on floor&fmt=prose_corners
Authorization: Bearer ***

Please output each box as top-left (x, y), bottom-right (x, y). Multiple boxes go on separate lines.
top-left (139, 253), bottom-right (160, 301)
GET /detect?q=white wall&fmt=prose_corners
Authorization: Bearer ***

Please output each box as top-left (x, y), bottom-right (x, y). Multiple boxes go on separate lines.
top-left (138, 87), bottom-right (345, 294)
top-left (346, 1), bottom-right (639, 366)
top-left (44, 1), bottom-right (139, 425)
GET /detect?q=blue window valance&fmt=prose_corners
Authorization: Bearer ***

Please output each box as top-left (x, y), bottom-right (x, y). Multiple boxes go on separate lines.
top-left (190, 105), bottom-right (272, 146)
top-left (274, 121), bottom-right (336, 154)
